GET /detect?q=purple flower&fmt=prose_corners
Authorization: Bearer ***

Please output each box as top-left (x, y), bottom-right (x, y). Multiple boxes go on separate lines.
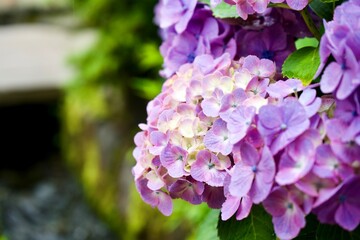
top-left (145, 168), bottom-right (166, 190)
top-left (193, 53), bottom-right (232, 75)
top-left (163, 32), bottom-right (209, 77)
top-left (227, 106), bottom-right (256, 144)
top-left (258, 99), bottom-right (310, 155)
top-left (320, 47), bottom-right (360, 100)
top-left (204, 119), bottom-right (233, 155)
top-left (267, 79), bottom-right (304, 99)
top-left (263, 187), bottom-right (306, 240)
top-left (201, 88), bottom-right (224, 117)
top-left (276, 129), bottom-right (321, 185)
top-left (295, 172), bottom-right (337, 198)
top-left (155, 0), bottom-right (197, 33)
top-left (334, 91), bottom-right (360, 123)
top-left (326, 118), bottom-right (360, 164)
top-left (229, 142), bottom-right (275, 203)
top-left (219, 88), bottom-right (248, 122)
top-left (190, 150), bottom-right (229, 187)
top-left (298, 89), bottom-right (322, 118)
top-left (202, 185), bottom-right (226, 209)
top-left (242, 55), bottom-right (276, 78)
top-left (237, 24), bottom-right (295, 71)
top-left (221, 194), bottom-right (253, 220)
top-left (211, 37), bottom-right (237, 59)
top-left (244, 77), bottom-right (269, 98)
top-left (313, 144), bottom-right (354, 181)
top-left (169, 178), bottom-right (205, 204)
top-left (136, 178), bottom-right (173, 216)
top-left (149, 131), bottom-right (169, 155)
top-left (160, 144), bottom-right (189, 178)
top-left (270, 0), bottom-right (307, 11)
top-left (224, 0), bottom-right (270, 20)
top-left (313, 176), bottom-right (360, 231)
top-left (221, 171), bottom-right (253, 220)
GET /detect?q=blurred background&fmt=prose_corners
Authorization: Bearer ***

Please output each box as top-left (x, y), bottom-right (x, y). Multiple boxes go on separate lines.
top-left (0, 0), bottom-right (216, 239)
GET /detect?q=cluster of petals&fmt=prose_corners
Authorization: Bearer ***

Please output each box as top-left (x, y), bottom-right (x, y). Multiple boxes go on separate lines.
top-left (319, 0), bottom-right (360, 100)
top-left (213, 0), bottom-right (308, 20)
top-left (155, 0), bottom-right (314, 77)
top-left (132, 49), bottom-right (360, 239)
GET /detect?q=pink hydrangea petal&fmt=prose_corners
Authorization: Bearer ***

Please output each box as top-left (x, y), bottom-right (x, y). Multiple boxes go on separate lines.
top-left (335, 203), bottom-right (360, 231)
top-left (157, 191), bottom-right (173, 216)
top-left (272, 204), bottom-right (305, 240)
top-left (160, 144), bottom-right (188, 178)
top-left (251, 0), bottom-right (270, 13)
top-left (320, 62), bottom-right (342, 93)
top-left (221, 195), bottom-right (241, 220)
top-left (286, 0), bottom-right (308, 10)
top-left (263, 187), bottom-right (287, 217)
top-left (239, 141), bottom-right (259, 166)
top-left (229, 163), bottom-right (254, 197)
top-left (236, 196), bottom-right (253, 220)
top-left (336, 70), bottom-right (358, 100)
top-left (202, 185), bottom-right (226, 209)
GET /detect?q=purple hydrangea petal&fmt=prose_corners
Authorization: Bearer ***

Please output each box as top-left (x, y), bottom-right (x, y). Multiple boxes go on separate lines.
top-left (136, 178), bottom-right (173, 216)
top-left (267, 79), bottom-right (303, 99)
top-left (286, 0), bottom-right (308, 10)
top-left (227, 106), bottom-right (256, 144)
top-left (229, 163), bottom-right (255, 198)
top-left (250, 147), bottom-right (275, 203)
top-left (202, 185), bottom-right (226, 209)
top-left (221, 195), bottom-right (241, 220)
top-left (191, 150), bottom-right (227, 187)
top-left (335, 203), bottom-right (360, 231)
top-left (320, 62), bottom-right (342, 93)
top-left (204, 119), bottom-right (233, 155)
top-left (169, 178), bottom-right (204, 204)
top-left (160, 144), bottom-right (189, 178)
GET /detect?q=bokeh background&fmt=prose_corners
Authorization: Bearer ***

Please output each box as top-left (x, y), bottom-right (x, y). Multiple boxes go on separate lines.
top-left (0, 0), bottom-right (217, 239)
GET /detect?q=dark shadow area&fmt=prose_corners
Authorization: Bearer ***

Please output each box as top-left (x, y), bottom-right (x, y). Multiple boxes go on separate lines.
top-left (0, 100), bottom-right (117, 240)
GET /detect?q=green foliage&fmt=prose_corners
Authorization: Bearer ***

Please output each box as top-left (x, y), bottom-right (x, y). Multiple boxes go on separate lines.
top-left (309, 0), bottom-right (335, 21)
top-left (217, 205), bottom-right (276, 240)
top-left (191, 209), bottom-right (220, 240)
top-left (316, 224), bottom-right (360, 240)
top-left (69, 0), bottom-right (163, 101)
top-left (0, 235), bottom-right (8, 240)
top-left (198, 0), bottom-right (239, 19)
top-left (294, 214), bottom-right (360, 240)
top-left (295, 37), bottom-right (319, 50)
top-left (211, 2), bottom-right (239, 19)
top-left (282, 47), bottom-right (320, 86)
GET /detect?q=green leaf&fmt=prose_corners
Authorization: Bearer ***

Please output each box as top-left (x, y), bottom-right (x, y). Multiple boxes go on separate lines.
top-left (217, 205), bottom-right (276, 240)
top-left (294, 214), bottom-right (319, 240)
top-left (309, 0), bottom-right (334, 21)
top-left (295, 37), bottom-right (319, 50)
top-left (193, 209), bottom-right (220, 240)
top-left (316, 224), bottom-right (360, 240)
top-left (198, 0), bottom-right (210, 4)
top-left (211, 2), bottom-right (239, 19)
top-left (198, 0), bottom-right (239, 19)
top-left (319, 0), bottom-right (339, 3)
top-left (282, 47), bottom-right (320, 86)
top-left (295, 214), bottom-right (360, 240)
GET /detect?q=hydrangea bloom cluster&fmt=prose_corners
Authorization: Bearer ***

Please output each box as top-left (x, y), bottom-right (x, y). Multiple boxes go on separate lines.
top-left (155, 0), bottom-right (314, 77)
top-left (133, 51), bottom-right (360, 239)
top-left (133, 0), bottom-right (360, 239)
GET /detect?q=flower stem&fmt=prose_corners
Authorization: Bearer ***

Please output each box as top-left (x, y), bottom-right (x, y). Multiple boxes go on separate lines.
top-left (300, 8), bottom-right (321, 40)
top-left (268, 3), bottom-right (291, 9)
